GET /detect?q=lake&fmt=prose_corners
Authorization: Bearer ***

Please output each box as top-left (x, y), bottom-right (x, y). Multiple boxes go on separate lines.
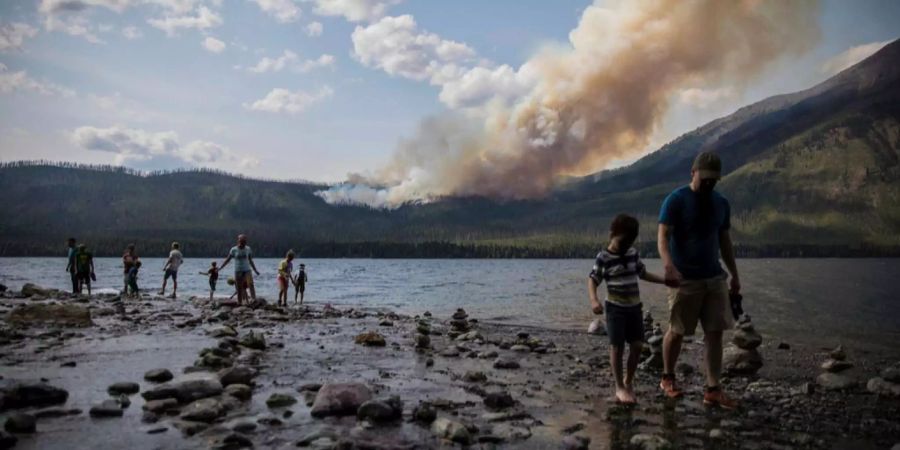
top-left (1, 257), bottom-right (898, 353)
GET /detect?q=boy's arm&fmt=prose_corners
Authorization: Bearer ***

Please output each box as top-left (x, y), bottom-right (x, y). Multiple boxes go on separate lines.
top-left (587, 277), bottom-right (603, 314)
top-left (640, 271), bottom-right (666, 284)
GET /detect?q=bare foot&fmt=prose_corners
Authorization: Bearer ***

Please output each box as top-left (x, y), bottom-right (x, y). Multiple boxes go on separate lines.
top-left (615, 387), bottom-right (636, 404)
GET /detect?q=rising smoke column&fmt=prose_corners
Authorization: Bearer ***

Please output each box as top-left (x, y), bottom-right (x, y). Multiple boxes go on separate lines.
top-left (317, 0), bottom-right (820, 208)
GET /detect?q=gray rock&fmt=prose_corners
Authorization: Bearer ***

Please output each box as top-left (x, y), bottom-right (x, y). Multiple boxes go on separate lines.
top-left (266, 393), bottom-right (297, 408)
top-left (171, 419), bottom-right (208, 436)
top-left (723, 345), bottom-right (763, 375)
top-left (224, 384), bottom-right (252, 401)
top-left (562, 435), bottom-right (590, 450)
top-left (219, 366), bottom-right (257, 387)
top-left (456, 331), bottom-right (483, 341)
top-left (732, 327), bottom-right (762, 350)
top-left (493, 357), bottom-right (520, 369)
top-left (493, 423), bottom-right (531, 440)
top-left (297, 383), bottom-right (322, 392)
top-left (412, 402), bottom-right (436, 424)
top-left (452, 308), bottom-right (468, 320)
top-left (141, 376), bottom-right (223, 403)
top-left (230, 420), bottom-right (257, 433)
top-left (484, 392), bottom-right (515, 410)
top-left (310, 383), bottom-right (373, 418)
top-left (709, 429), bottom-right (725, 440)
top-left (0, 380), bottom-right (69, 410)
top-left (378, 319), bottom-right (393, 327)
top-left (354, 331), bottom-right (386, 347)
top-left (107, 382), bottom-right (140, 395)
top-left (440, 347), bottom-right (460, 357)
top-left (33, 408), bottom-right (81, 418)
top-left (207, 325), bottom-right (238, 338)
top-left (6, 303), bottom-right (92, 327)
top-left (816, 372), bottom-right (856, 391)
top-left (630, 433), bottom-right (673, 450)
top-left (414, 334), bottom-right (431, 349)
top-left (144, 369), bottom-right (174, 383)
top-left (829, 345), bottom-right (846, 361)
top-left (239, 331), bottom-right (266, 350)
top-left (510, 344), bottom-right (531, 352)
top-left (4, 413), bottom-right (36, 433)
top-left (357, 396), bottom-right (403, 422)
top-left (431, 417), bottom-right (471, 444)
top-left (821, 359), bottom-right (853, 373)
top-left (881, 364), bottom-right (900, 383)
top-left (142, 398), bottom-right (179, 414)
top-left (89, 399), bottom-right (124, 417)
top-left (867, 377), bottom-right (900, 397)
top-left (21, 283), bottom-right (53, 297)
top-left (180, 398), bottom-right (223, 423)
top-left (463, 371), bottom-right (487, 383)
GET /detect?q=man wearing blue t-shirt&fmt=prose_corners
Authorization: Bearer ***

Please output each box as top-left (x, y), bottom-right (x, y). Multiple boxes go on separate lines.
top-left (657, 152), bottom-right (741, 410)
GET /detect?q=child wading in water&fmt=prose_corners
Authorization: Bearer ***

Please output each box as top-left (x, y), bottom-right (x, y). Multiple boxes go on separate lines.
top-left (127, 261), bottom-right (141, 298)
top-left (294, 263), bottom-right (307, 304)
top-left (588, 214), bottom-right (667, 404)
top-left (200, 262), bottom-right (219, 301)
top-left (277, 250), bottom-right (295, 307)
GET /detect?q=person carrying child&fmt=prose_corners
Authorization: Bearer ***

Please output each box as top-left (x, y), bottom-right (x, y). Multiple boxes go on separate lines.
top-left (588, 214), bottom-right (666, 404)
top-left (277, 250), bottom-right (295, 307)
top-left (127, 261), bottom-right (141, 298)
top-left (200, 262), bottom-right (219, 301)
top-left (294, 263), bottom-right (307, 304)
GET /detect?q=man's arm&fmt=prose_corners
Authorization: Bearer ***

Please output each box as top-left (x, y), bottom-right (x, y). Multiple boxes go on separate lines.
top-left (587, 277), bottom-right (603, 315)
top-left (720, 229), bottom-right (740, 295)
top-left (219, 255), bottom-right (232, 271)
top-left (249, 255), bottom-right (259, 275)
top-left (658, 223), bottom-right (682, 285)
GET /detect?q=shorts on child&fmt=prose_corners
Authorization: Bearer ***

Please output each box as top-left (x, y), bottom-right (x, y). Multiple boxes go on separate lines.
top-left (605, 301), bottom-right (643, 347)
top-left (277, 275), bottom-right (288, 290)
top-left (209, 279), bottom-right (217, 291)
top-left (164, 269), bottom-right (178, 281)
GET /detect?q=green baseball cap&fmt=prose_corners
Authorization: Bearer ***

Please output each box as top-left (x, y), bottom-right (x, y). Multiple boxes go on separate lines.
top-left (692, 151), bottom-right (721, 180)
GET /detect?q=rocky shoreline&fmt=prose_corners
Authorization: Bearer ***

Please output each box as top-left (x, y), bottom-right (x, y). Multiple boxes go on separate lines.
top-left (0, 283), bottom-right (899, 449)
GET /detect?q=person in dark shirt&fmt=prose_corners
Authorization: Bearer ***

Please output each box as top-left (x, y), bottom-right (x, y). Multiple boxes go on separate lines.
top-left (657, 152), bottom-right (741, 410)
top-left (294, 263), bottom-right (308, 304)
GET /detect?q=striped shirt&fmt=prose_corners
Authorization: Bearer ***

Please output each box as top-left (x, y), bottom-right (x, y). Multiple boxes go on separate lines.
top-left (589, 247), bottom-right (646, 306)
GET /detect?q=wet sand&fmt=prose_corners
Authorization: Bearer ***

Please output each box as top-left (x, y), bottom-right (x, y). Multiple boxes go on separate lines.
top-left (1, 285), bottom-right (899, 449)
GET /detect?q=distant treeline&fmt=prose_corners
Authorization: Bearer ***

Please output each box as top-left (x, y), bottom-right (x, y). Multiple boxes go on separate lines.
top-left (2, 238), bottom-right (898, 259)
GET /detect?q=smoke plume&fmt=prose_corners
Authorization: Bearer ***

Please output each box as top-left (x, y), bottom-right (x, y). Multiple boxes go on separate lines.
top-left (317, 0), bottom-right (820, 208)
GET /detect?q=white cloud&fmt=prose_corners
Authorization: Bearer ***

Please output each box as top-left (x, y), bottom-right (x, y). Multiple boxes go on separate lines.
top-left (251, 0), bottom-right (301, 23)
top-left (0, 23), bottom-right (39, 52)
top-left (0, 63), bottom-right (76, 97)
top-left (305, 21), bottom-right (323, 37)
top-left (439, 64), bottom-right (535, 109)
top-left (351, 15), bottom-right (475, 83)
top-left (248, 50), bottom-right (297, 73)
top-left (148, 6), bottom-right (223, 36)
top-left (43, 14), bottom-right (103, 44)
top-left (678, 87), bottom-right (737, 109)
top-left (295, 54), bottom-right (335, 72)
top-left (202, 36), bottom-right (226, 53)
top-left (309, 0), bottom-right (401, 23)
top-left (39, 0), bottom-right (200, 14)
top-left (71, 125), bottom-right (257, 167)
top-left (121, 25), bottom-right (143, 39)
top-left (820, 41), bottom-right (891, 76)
top-left (244, 86), bottom-right (333, 114)
top-left (38, 0), bottom-right (205, 42)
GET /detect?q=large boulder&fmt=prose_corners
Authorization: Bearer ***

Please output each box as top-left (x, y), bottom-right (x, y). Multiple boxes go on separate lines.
top-left (6, 304), bottom-right (92, 327)
top-left (431, 417), bottom-right (472, 445)
top-left (354, 331), bottom-right (386, 347)
top-left (310, 383), bottom-right (373, 418)
top-left (867, 377), bottom-right (900, 397)
top-left (180, 398), bottom-right (224, 423)
top-left (21, 283), bottom-right (55, 298)
top-left (4, 413), bottom-right (36, 433)
top-left (218, 366), bottom-right (257, 387)
top-left (357, 396), bottom-right (403, 423)
top-left (0, 380), bottom-right (69, 411)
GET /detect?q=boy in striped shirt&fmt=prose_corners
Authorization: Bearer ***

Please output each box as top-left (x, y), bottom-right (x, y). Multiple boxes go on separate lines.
top-left (588, 214), bottom-right (667, 404)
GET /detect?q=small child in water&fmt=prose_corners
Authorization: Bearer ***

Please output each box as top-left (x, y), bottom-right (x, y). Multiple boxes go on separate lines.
top-left (127, 261), bottom-right (141, 298)
top-left (200, 262), bottom-right (219, 301)
top-left (587, 214), bottom-right (666, 405)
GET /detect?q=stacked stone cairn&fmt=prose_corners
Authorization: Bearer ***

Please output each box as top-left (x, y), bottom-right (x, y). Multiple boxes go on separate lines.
top-left (723, 315), bottom-right (763, 375)
top-left (447, 308), bottom-right (471, 339)
top-left (638, 312), bottom-right (664, 372)
top-left (414, 313), bottom-right (432, 351)
top-left (816, 345), bottom-right (856, 391)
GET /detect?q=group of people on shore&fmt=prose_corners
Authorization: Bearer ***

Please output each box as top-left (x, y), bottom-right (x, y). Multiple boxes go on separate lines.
top-left (65, 235), bottom-right (309, 306)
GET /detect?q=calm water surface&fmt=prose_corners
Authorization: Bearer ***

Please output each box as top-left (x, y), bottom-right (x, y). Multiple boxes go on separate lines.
top-left (1, 258), bottom-right (898, 352)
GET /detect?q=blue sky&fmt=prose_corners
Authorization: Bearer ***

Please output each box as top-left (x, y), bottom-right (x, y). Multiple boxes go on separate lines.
top-left (1, 0), bottom-right (899, 184)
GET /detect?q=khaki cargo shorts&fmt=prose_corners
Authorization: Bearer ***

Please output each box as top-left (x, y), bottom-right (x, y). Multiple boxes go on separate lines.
top-left (667, 275), bottom-right (733, 336)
